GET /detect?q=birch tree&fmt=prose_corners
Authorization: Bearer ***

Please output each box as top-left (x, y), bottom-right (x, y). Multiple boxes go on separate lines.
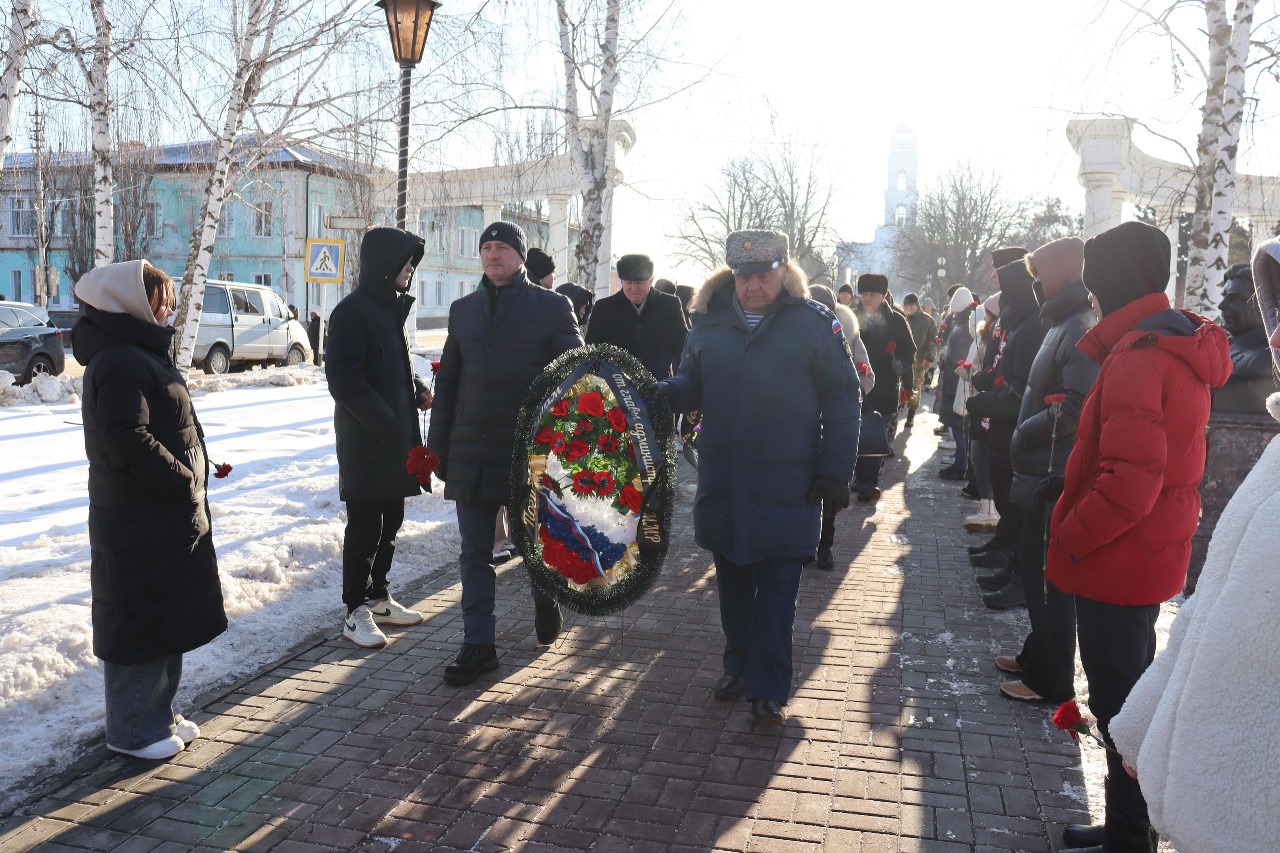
top-left (0, 0), bottom-right (36, 170)
top-left (555, 0), bottom-right (621, 297)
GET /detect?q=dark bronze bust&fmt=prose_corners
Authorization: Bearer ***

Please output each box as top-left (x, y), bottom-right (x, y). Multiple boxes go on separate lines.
top-left (1213, 262), bottom-right (1277, 414)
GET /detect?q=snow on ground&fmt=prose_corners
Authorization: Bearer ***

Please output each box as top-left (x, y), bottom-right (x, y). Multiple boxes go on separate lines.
top-left (0, 368), bottom-right (457, 811)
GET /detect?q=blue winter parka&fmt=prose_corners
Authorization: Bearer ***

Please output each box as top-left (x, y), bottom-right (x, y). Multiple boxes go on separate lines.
top-left (667, 265), bottom-right (861, 564)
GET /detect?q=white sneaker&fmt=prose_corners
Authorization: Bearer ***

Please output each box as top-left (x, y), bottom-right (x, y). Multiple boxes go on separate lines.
top-left (107, 734), bottom-right (185, 760)
top-left (367, 596), bottom-right (424, 626)
top-left (343, 605), bottom-right (389, 648)
top-left (941, 455), bottom-right (955, 465)
top-left (174, 715), bottom-right (200, 745)
top-left (964, 499), bottom-right (1001, 533)
top-left (940, 439), bottom-right (957, 450)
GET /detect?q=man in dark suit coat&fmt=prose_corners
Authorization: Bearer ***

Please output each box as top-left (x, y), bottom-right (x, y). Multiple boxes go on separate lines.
top-left (586, 254), bottom-right (688, 379)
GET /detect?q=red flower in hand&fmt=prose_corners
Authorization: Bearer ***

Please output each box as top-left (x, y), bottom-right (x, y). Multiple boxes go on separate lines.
top-left (563, 439), bottom-right (591, 462)
top-left (885, 341), bottom-right (898, 355)
top-left (430, 361), bottom-right (441, 375)
top-left (994, 376), bottom-right (1007, 389)
top-left (551, 399), bottom-right (570, 418)
top-left (1053, 700), bottom-right (1090, 741)
top-left (606, 407), bottom-right (628, 432)
top-left (534, 427), bottom-right (557, 445)
top-left (597, 433), bottom-right (620, 453)
top-left (214, 463), bottom-right (233, 479)
top-left (594, 470), bottom-right (616, 496)
top-left (571, 470), bottom-right (597, 495)
top-left (961, 361), bottom-right (973, 370)
top-left (619, 483), bottom-right (642, 513)
top-left (577, 391), bottom-right (605, 417)
top-left (856, 362), bottom-right (871, 377)
top-left (1044, 393), bottom-right (1066, 405)
top-left (404, 446), bottom-right (438, 486)
top-left (573, 419), bottom-right (594, 436)
top-left (969, 300), bottom-right (980, 308)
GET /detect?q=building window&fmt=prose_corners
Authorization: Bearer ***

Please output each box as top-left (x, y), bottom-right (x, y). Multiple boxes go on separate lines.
top-left (9, 269), bottom-right (20, 300)
top-left (217, 271), bottom-right (236, 282)
top-left (9, 198), bottom-right (35, 237)
top-left (895, 205), bottom-right (908, 227)
top-left (252, 201), bottom-right (274, 238)
top-left (142, 201), bottom-right (163, 238)
top-left (217, 202), bottom-right (235, 238)
top-left (311, 202), bottom-right (325, 238)
top-left (436, 280), bottom-right (448, 305)
top-left (433, 220), bottom-right (448, 254)
top-left (896, 171), bottom-right (908, 192)
top-left (253, 273), bottom-right (272, 289)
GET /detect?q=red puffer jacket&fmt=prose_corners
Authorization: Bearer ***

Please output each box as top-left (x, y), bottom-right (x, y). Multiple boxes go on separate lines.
top-left (1046, 293), bottom-right (1232, 605)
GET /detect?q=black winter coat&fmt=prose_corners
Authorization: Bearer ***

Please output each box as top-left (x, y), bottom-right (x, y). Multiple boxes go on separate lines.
top-left (74, 307), bottom-right (227, 665)
top-left (853, 302), bottom-right (916, 411)
top-left (428, 271), bottom-right (583, 504)
top-left (1010, 279), bottom-right (1100, 490)
top-left (585, 289), bottom-right (689, 379)
top-left (1211, 326), bottom-right (1277, 413)
top-left (938, 307), bottom-right (974, 427)
top-left (967, 274), bottom-right (1049, 459)
top-left (325, 227), bottom-right (428, 502)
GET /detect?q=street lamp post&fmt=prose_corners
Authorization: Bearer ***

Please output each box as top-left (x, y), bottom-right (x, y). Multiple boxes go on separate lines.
top-left (376, 0), bottom-right (441, 230)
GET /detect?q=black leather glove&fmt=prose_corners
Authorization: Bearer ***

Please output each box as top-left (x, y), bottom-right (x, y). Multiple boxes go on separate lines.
top-left (1035, 475), bottom-right (1065, 504)
top-left (806, 476), bottom-right (851, 511)
top-left (651, 380), bottom-right (679, 409)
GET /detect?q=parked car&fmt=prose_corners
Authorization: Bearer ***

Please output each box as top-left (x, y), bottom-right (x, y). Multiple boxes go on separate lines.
top-left (0, 304), bottom-right (65, 383)
top-left (193, 281), bottom-right (313, 374)
top-left (2, 300), bottom-right (51, 325)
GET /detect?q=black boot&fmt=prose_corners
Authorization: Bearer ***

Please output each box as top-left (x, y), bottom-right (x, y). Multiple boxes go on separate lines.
top-left (983, 577), bottom-right (1026, 610)
top-left (970, 548), bottom-right (1011, 569)
top-left (976, 565), bottom-right (1012, 591)
top-left (1062, 824), bottom-right (1106, 849)
top-left (534, 599), bottom-right (562, 645)
top-left (443, 643), bottom-right (498, 686)
top-left (967, 536), bottom-right (1001, 555)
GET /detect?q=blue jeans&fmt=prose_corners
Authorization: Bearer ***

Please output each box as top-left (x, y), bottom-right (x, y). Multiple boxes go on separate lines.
top-left (455, 500), bottom-right (552, 644)
top-left (713, 555), bottom-right (803, 704)
top-left (104, 654), bottom-right (181, 751)
top-left (950, 425), bottom-right (968, 471)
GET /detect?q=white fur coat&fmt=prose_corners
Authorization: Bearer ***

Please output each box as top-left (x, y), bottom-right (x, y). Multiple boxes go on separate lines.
top-left (1109, 392), bottom-right (1280, 853)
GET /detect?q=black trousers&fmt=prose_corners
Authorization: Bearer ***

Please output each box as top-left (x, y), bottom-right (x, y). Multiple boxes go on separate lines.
top-left (1076, 596), bottom-right (1160, 852)
top-left (1014, 493), bottom-right (1076, 701)
top-left (988, 462), bottom-right (1019, 551)
top-left (342, 497), bottom-right (405, 613)
top-left (819, 500), bottom-right (838, 549)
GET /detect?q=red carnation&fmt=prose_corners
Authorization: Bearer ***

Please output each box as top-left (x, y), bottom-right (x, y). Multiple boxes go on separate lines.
top-left (563, 439), bottom-right (591, 462)
top-left (885, 341), bottom-right (897, 355)
top-left (619, 483), bottom-right (642, 513)
top-left (969, 300), bottom-right (980, 308)
top-left (550, 433), bottom-right (567, 454)
top-left (534, 427), bottom-right (557, 445)
top-left (214, 462), bottom-right (233, 479)
top-left (1044, 393), bottom-right (1066, 405)
top-left (961, 361), bottom-right (973, 370)
top-left (430, 361), bottom-right (441, 375)
top-left (577, 391), bottom-right (606, 417)
top-left (995, 376), bottom-right (1007, 388)
top-left (606, 407), bottom-right (628, 432)
top-left (1053, 700), bottom-right (1089, 741)
top-left (551, 399), bottom-right (570, 417)
top-left (571, 470), bottom-right (596, 495)
top-left (574, 419), bottom-right (594, 436)
top-left (594, 470), bottom-right (616, 496)
top-left (404, 446), bottom-right (438, 486)
top-left (597, 433), bottom-right (621, 453)
top-left (856, 362), bottom-right (870, 377)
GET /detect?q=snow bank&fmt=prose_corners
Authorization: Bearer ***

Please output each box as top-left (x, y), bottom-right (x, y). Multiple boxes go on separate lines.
top-left (0, 380), bottom-right (458, 811)
top-left (0, 371), bottom-right (82, 407)
top-left (187, 363), bottom-right (327, 395)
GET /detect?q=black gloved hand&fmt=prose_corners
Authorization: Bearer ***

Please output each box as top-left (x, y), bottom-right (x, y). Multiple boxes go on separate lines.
top-left (806, 476), bottom-right (851, 511)
top-left (1035, 475), bottom-right (1065, 504)
top-left (651, 380), bottom-right (679, 409)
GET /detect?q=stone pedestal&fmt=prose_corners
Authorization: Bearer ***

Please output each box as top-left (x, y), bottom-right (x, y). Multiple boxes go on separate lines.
top-left (1187, 411), bottom-right (1280, 593)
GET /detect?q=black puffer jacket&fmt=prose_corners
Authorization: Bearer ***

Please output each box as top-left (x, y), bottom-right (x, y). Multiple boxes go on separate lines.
top-left (75, 305), bottom-right (226, 665)
top-left (325, 227), bottom-right (428, 502)
top-left (428, 270), bottom-right (583, 503)
top-left (585, 288), bottom-right (688, 379)
top-left (1010, 278), bottom-right (1100, 487)
top-left (967, 263), bottom-right (1049, 458)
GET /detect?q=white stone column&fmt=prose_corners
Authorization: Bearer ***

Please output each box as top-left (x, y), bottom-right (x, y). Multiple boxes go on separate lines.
top-left (548, 194), bottom-right (571, 276)
top-left (482, 202), bottom-right (503, 227)
top-left (1081, 173), bottom-right (1118, 238)
top-left (1160, 212), bottom-right (1181, 303)
top-left (1111, 188), bottom-right (1127, 231)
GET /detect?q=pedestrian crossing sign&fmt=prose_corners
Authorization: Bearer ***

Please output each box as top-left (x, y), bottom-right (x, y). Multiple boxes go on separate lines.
top-left (304, 239), bottom-right (344, 283)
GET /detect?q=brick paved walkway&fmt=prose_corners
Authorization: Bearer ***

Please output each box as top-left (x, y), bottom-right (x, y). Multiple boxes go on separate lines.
top-left (1, 405), bottom-right (1108, 853)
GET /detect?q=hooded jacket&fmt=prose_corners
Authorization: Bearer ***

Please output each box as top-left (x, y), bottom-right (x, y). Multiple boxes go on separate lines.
top-left (1046, 293), bottom-right (1232, 604)
top-left (666, 265), bottom-right (860, 564)
top-left (73, 260), bottom-right (227, 664)
top-left (938, 286), bottom-right (975, 423)
top-left (1009, 277), bottom-right (1099, 486)
top-left (966, 263), bottom-right (1049, 458)
top-left (325, 227), bottom-right (429, 502)
top-left (428, 265), bottom-right (583, 504)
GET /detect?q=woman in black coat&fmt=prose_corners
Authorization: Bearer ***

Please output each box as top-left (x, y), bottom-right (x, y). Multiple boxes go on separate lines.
top-left (73, 260), bottom-right (226, 761)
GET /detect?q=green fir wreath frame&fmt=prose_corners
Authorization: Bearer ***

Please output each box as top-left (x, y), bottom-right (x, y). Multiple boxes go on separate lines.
top-left (508, 343), bottom-right (677, 616)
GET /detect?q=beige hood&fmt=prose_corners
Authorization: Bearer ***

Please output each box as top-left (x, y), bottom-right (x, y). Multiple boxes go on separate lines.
top-left (74, 260), bottom-right (158, 325)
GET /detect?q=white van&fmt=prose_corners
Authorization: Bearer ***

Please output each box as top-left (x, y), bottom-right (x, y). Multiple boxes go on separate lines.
top-left (193, 281), bottom-right (312, 374)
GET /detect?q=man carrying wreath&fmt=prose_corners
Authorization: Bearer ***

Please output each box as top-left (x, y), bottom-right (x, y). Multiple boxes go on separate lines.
top-left (654, 229), bottom-right (860, 725)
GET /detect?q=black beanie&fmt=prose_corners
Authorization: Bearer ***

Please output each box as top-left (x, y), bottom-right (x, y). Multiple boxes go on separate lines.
top-left (838, 283), bottom-right (854, 295)
top-left (991, 246), bottom-right (1028, 269)
top-left (479, 221), bottom-right (527, 259)
top-left (902, 292), bottom-right (920, 306)
top-left (526, 248), bottom-right (555, 280)
top-left (857, 273), bottom-right (889, 295)
top-left (1082, 222), bottom-right (1170, 317)
top-left (654, 278), bottom-right (676, 295)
